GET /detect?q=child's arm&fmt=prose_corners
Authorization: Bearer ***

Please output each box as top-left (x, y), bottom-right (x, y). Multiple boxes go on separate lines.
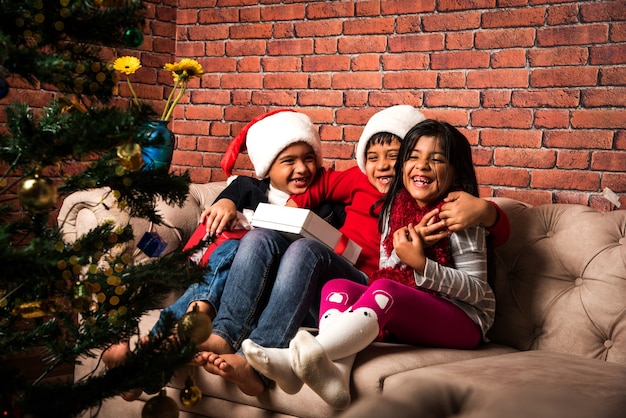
top-left (419, 228), bottom-right (489, 306)
top-left (290, 167), bottom-right (355, 208)
top-left (200, 176), bottom-right (267, 235)
top-left (439, 191), bottom-right (510, 247)
top-left (392, 210), bottom-right (490, 306)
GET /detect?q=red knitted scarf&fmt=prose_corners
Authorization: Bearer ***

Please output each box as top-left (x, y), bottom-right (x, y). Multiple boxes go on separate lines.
top-left (370, 188), bottom-right (452, 289)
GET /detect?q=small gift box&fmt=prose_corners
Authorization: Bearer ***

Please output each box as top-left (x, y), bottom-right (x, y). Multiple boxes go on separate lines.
top-left (137, 231), bottom-right (168, 258)
top-left (251, 203), bottom-right (361, 264)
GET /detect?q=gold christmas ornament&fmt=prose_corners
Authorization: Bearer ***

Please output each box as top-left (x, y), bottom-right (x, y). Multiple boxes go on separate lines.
top-left (18, 172), bottom-right (58, 213)
top-left (177, 304), bottom-right (212, 345)
top-left (179, 375), bottom-right (202, 407)
top-left (117, 142), bottom-right (143, 172)
top-left (141, 389), bottom-right (179, 418)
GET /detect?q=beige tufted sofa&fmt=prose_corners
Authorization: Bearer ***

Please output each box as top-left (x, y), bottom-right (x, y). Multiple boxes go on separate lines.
top-left (61, 182), bottom-right (626, 418)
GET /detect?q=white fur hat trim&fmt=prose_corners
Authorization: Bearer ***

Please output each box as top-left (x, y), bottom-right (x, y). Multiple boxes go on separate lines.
top-left (246, 111), bottom-right (322, 178)
top-left (356, 105), bottom-right (425, 173)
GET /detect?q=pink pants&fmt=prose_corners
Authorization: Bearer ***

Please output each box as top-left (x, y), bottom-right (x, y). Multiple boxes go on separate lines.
top-left (319, 278), bottom-right (482, 349)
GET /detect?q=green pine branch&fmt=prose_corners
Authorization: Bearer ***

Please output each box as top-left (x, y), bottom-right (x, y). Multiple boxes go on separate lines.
top-left (0, 1), bottom-right (212, 416)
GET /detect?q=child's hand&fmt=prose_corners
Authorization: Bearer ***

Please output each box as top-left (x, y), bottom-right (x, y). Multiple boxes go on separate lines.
top-left (440, 191), bottom-right (496, 231)
top-left (200, 198), bottom-right (237, 236)
top-left (392, 208), bottom-right (449, 274)
top-left (419, 208), bottom-right (450, 247)
top-left (393, 224), bottom-right (426, 274)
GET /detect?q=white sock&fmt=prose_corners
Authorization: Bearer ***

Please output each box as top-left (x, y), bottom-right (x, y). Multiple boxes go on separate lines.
top-left (289, 330), bottom-right (352, 410)
top-left (316, 307), bottom-right (380, 361)
top-left (241, 339), bottom-right (303, 394)
top-left (318, 308), bottom-right (341, 333)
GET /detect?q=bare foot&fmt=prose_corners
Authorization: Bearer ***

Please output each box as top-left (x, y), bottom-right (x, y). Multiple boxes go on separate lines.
top-left (102, 341), bottom-right (130, 369)
top-left (102, 341), bottom-right (144, 401)
top-left (120, 388), bottom-right (142, 402)
top-left (196, 333), bottom-right (234, 354)
top-left (202, 352), bottom-right (265, 396)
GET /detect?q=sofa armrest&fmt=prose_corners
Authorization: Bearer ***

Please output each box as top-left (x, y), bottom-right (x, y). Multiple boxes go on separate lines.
top-left (57, 182), bottom-right (227, 264)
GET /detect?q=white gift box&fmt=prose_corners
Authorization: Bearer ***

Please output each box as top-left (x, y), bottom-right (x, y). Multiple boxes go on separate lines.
top-left (251, 203), bottom-right (362, 265)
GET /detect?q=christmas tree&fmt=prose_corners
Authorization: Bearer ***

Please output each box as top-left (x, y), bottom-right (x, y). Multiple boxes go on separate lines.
top-left (0, 1), bottom-right (209, 416)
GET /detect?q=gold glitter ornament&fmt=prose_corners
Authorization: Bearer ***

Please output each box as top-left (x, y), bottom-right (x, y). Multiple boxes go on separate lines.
top-left (179, 375), bottom-right (202, 407)
top-left (177, 304), bottom-right (212, 345)
top-left (117, 142), bottom-right (143, 172)
top-left (141, 389), bottom-right (179, 418)
top-left (17, 172), bottom-right (58, 213)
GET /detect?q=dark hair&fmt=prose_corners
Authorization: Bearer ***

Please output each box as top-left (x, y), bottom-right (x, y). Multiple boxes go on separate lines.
top-left (365, 131), bottom-right (401, 152)
top-left (378, 119), bottom-right (479, 232)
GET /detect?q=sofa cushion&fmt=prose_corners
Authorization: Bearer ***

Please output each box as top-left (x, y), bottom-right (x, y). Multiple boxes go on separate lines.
top-left (340, 360), bottom-right (626, 418)
top-left (487, 198), bottom-right (626, 364)
top-left (338, 350), bottom-right (626, 418)
top-left (348, 341), bottom-right (515, 399)
top-left (382, 350), bottom-right (626, 399)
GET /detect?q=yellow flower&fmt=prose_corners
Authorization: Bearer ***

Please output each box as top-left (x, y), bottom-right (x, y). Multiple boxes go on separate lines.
top-left (161, 58), bottom-right (204, 121)
top-left (164, 58), bottom-right (204, 82)
top-left (113, 56), bottom-right (141, 75)
top-left (113, 56), bottom-right (141, 106)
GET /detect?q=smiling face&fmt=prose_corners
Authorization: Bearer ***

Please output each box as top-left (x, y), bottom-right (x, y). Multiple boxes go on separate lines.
top-left (364, 137), bottom-right (401, 194)
top-left (267, 142), bottom-right (318, 195)
top-left (402, 135), bottom-right (455, 207)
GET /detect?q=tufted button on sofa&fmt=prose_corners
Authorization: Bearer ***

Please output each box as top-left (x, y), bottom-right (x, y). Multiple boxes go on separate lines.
top-left (63, 184), bottom-right (626, 418)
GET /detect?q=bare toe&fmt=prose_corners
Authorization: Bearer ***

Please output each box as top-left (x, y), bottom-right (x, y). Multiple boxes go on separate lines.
top-left (201, 353), bottom-right (265, 396)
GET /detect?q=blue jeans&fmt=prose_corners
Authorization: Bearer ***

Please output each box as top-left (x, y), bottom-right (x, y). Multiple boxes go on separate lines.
top-left (151, 239), bottom-right (240, 335)
top-left (211, 228), bottom-right (368, 355)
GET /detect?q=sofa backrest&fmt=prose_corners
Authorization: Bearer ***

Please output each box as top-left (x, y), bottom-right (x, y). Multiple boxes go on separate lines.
top-left (57, 182), bottom-right (228, 265)
top-left (487, 198), bottom-right (626, 365)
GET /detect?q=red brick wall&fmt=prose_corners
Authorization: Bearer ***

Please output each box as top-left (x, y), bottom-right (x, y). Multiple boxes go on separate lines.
top-left (3, 0), bottom-right (625, 210)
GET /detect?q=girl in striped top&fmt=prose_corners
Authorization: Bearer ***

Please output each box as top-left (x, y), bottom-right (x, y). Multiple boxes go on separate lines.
top-left (243, 119), bottom-right (496, 409)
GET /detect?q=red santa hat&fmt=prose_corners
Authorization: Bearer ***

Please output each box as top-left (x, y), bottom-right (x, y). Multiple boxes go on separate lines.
top-left (221, 109), bottom-right (323, 178)
top-left (355, 105), bottom-right (426, 173)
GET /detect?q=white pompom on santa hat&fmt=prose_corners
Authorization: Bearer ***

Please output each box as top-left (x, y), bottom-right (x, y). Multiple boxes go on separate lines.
top-left (221, 109), bottom-right (323, 179)
top-left (355, 105), bottom-right (426, 173)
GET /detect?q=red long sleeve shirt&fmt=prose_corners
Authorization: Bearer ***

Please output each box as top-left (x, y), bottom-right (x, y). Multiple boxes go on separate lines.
top-left (291, 166), bottom-right (383, 278)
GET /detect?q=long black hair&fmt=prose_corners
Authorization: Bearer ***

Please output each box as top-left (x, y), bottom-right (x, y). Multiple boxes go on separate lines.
top-left (377, 119), bottom-right (479, 232)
